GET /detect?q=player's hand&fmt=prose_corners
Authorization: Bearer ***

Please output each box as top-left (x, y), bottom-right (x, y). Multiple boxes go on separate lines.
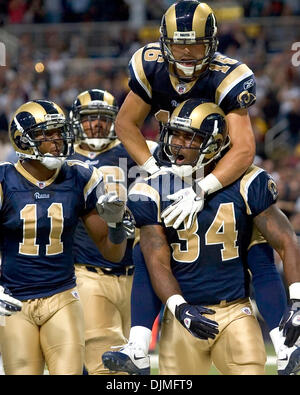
top-left (0, 286), bottom-right (23, 316)
top-left (175, 303), bottom-right (219, 340)
top-left (96, 192), bottom-right (126, 225)
top-left (279, 300), bottom-right (300, 347)
top-left (162, 185), bottom-right (206, 230)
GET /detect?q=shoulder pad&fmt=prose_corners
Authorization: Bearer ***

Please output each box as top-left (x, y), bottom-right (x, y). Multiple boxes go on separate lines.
top-left (129, 42), bottom-right (164, 101)
top-left (239, 165), bottom-right (265, 214)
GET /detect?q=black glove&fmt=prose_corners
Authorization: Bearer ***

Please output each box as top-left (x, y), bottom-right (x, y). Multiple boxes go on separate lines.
top-left (175, 303), bottom-right (219, 340)
top-left (0, 285), bottom-right (23, 316)
top-left (122, 208), bottom-right (136, 239)
top-left (279, 299), bottom-right (300, 347)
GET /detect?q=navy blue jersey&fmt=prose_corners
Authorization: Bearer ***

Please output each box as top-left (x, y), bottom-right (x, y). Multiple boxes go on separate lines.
top-left (128, 166), bottom-right (278, 305)
top-left (129, 43), bottom-right (256, 116)
top-left (71, 140), bottom-right (158, 269)
top-left (0, 160), bottom-right (102, 300)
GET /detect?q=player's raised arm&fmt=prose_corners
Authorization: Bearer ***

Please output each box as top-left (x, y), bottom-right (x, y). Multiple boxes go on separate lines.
top-left (115, 91), bottom-right (158, 173)
top-left (214, 108), bottom-right (255, 187)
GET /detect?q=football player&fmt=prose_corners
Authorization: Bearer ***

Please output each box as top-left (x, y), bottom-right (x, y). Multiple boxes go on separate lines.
top-left (69, 89), bottom-right (157, 374)
top-left (0, 100), bottom-right (127, 375)
top-left (115, 0), bottom-right (256, 228)
top-left (103, 99), bottom-right (300, 375)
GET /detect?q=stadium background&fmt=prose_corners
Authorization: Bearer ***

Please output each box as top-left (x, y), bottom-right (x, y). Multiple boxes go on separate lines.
top-left (0, 0), bottom-right (299, 375)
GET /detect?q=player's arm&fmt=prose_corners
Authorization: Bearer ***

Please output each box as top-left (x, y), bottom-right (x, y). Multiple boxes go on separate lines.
top-left (212, 108), bottom-right (255, 187)
top-left (115, 91), bottom-right (158, 172)
top-left (140, 224), bottom-right (218, 340)
top-left (82, 208), bottom-right (127, 263)
top-left (254, 204), bottom-right (300, 346)
top-left (140, 224), bottom-right (180, 302)
top-left (254, 205), bottom-right (300, 286)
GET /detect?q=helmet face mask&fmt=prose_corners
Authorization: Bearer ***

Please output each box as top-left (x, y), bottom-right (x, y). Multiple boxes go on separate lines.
top-left (160, 1), bottom-right (218, 81)
top-left (157, 99), bottom-right (228, 175)
top-left (10, 100), bottom-right (74, 168)
top-left (71, 90), bottom-right (118, 151)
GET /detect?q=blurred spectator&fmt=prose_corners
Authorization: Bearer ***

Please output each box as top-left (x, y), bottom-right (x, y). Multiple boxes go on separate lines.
top-left (8, 0), bottom-right (27, 23)
top-left (44, 0), bottom-right (63, 23)
top-left (243, 0), bottom-right (266, 17)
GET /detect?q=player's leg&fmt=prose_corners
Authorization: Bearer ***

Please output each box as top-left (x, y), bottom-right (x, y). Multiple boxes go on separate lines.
top-left (1, 301), bottom-right (44, 375)
top-left (211, 299), bottom-right (266, 375)
top-left (40, 288), bottom-right (85, 375)
top-left (159, 307), bottom-right (212, 375)
top-left (102, 243), bottom-right (162, 375)
top-left (76, 265), bottom-right (132, 375)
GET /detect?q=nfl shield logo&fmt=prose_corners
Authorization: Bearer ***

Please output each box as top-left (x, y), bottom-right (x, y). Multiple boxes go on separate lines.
top-left (37, 181), bottom-right (46, 189)
top-left (176, 83), bottom-right (186, 95)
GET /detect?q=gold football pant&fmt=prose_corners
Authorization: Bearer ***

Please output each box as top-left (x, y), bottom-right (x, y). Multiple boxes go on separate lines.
top-left (159, 298), bottom-right (266, 375)
top-left (0, 287), bottom-right (84, 375)
top-left (75, 265), bottom-right (133, 375)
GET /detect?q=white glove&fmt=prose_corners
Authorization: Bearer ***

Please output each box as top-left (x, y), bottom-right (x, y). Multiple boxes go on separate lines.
top-left (161, 186), bottom-right (205, 230)
top-left (96, 192), bottom-right (126, 225)
top-left (139, 156), bottom-right (160, 175)
top-left (0, 286), bottom-right (23, 316)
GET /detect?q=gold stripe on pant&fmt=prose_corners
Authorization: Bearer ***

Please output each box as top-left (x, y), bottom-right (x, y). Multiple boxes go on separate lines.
top-left (159, 298), bottom-right (267, 375)
top-left (75, 264), bottom-right (133, 375)
top-left (0, 287), bottom-right (84, 375)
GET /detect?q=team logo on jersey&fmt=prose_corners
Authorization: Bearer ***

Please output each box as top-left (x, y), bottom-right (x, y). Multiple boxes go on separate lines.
top-left (268, 178), bottom-right (278, 200)
top-left (85, 159), bottom-right (99, 166)
top-left (34, 192), bottom-right (51, 199)
top-left (176, 83), bottom-right (187, 95)
top-left (237, 90), bottom-right (256, 108)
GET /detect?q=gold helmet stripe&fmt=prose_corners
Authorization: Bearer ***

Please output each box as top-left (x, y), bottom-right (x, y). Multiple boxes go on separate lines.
top-left (77, 90), bottom-right (92, 106)
top-left (215, 64), bottom-right (253, 105)
top-left (193, 3), bottom-right (213, 37)
top-left (171, 102), bottom-right (225, 129)
top-left (14, 101), bottom-right (48, 124)
top-left (103, 91), bottom-right (115, 106)
top-left (164, 3), bottom-right (177, 39)
top-left (131, 47), bottom-right (152, 99)
top-left (189, 102), bottom-right (225, 129)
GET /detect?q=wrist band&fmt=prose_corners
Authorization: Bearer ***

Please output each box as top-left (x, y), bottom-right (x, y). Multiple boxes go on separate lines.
top-left (108, 223), bottom-right (126, 244)
top-left (197, 173), bottom-right (223, 195)
top-left (166, 294), bottom-right (186, 316)
top-left (289, 282), bottom-right (300, 300)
